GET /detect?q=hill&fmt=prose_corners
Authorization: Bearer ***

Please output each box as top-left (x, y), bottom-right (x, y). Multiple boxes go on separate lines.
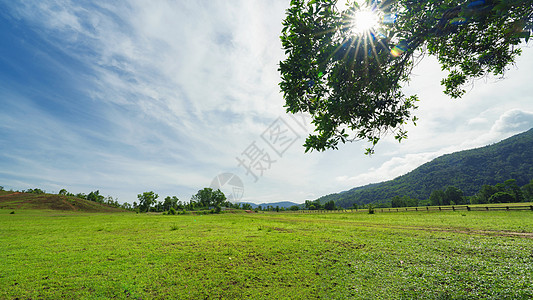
top-left (318, 128), bottom-right (533, 208)
top-left (0, 192), bottom-right (127, 212)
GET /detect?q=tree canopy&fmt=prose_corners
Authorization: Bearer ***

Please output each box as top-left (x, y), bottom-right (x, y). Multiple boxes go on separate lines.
top-left (279, 0), bottom-right (532, 153)
top-left (190, 188), bottom-right (227, 209)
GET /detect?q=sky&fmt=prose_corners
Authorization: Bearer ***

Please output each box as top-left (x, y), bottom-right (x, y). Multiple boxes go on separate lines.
top-left (1, 1), bottom-right (533, 205)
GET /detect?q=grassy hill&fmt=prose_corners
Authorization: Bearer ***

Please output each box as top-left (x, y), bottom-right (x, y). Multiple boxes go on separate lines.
top-left (319, 128), bottom-right (533, 208)
top-left (0, 191), bottom-right (127, 212)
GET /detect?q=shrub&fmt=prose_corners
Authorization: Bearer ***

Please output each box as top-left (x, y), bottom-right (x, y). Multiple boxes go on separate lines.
top-left (169, 207), bottom-right (177, 215)
top-left (10, 211), bottom-right (15, 214)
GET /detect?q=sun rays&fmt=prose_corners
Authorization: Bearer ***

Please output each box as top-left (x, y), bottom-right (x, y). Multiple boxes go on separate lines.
top-left (329, 0), bottom-right (400, 79)
top-left (349, 7), bottom-right (380, 35)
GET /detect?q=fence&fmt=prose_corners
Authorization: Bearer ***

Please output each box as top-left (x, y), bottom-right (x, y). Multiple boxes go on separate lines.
top-left (290, 205), bottom-right (533, 214)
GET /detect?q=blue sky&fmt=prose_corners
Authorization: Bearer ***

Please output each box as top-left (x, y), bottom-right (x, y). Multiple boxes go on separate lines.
top-left (1, 1), bottom-right (533, 205)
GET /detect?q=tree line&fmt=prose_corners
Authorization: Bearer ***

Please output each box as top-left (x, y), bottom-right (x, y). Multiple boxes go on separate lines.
top-left (1, 186), bottom-right (297, 214)
top-left (386, 178), bottom-right (533, 208)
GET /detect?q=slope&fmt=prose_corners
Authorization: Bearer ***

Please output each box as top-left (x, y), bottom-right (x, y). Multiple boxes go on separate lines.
top-left (0, 192), bottom-right (127, 212)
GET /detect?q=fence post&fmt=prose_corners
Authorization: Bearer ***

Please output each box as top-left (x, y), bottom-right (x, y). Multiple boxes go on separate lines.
top-left (486, 206), bottom-right (489, 211)
top-left (452, 206), bottom-right (455, 211)
top-left (426, 206), bottom-right (429, 211)
top-left (530, 206), bottom-right (533, 211)
top-left (415, 207), bottom-right (418, 211)
top-left (506, 206), bottom-right (509, 211)
top-left (439, 207), bottom-right (441, 211)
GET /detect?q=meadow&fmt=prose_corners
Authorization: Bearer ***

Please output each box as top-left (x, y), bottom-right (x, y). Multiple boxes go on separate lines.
top-left (1, 209), bottom-right (532, 299)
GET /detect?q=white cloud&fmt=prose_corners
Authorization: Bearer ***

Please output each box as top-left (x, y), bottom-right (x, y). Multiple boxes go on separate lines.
top-left (491, 109), bottom-right (533, 134)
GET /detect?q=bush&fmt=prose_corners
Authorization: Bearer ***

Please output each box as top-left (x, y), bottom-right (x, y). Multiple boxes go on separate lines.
top-left (10, 211), bottom-right (15, 214)
top-left (169, 207), bottom-right (177, 215)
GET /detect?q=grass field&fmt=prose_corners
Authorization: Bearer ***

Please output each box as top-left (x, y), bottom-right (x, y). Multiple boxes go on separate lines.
top-left (1, 209), bottom-right (532, 299)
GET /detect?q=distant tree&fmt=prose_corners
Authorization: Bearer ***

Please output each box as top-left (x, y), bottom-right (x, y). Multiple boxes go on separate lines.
top-left (87, 190), bottom-right (104, 203)
top-left (27, 188), bottom-right (44, 194)
top-left (154, 201), bottom-right (164, 212)
top-left (444, 186), bottom-right (465, 205)
top-left (289, 205), bottom-right (300, 211)
top-left (391, 196), bottom-right (404, 208)
top-left (58, 189), bottom-right (68, 196)
top-left (0, 186), bottom-right (4, 191)
top-left (489, 192), bottom-right (514, 203)
top-left (163, 196), bottom-right (179, 211)
top-left (305, 199), bottom-right (323, 210)
top-left (104, 196), bottom-right (118, 206)
top-left (324, 200), bottom-right (336, 210)
top-left (258, 205), bottom-right (263, 211)
top-left (191, 188), bottom-right (226, 209)
top-left (473, 184), bottom-right (499, 204)
top-left (367, 204), bottom-right (375, 214)
top-left (76, 193), bottom-right (87, 200)
top-left (137, 191), bottom-right (159, 213)
top-left (430, 190), bottom-right (445, 206)
top-left (242, 203), bottom-right (253, 210)
top-left (522, 179), bottom-right (533, 201)
top-left (503, 179), bottom-right (525, 202)
top-left (187, 199), bottom-right (197, 211)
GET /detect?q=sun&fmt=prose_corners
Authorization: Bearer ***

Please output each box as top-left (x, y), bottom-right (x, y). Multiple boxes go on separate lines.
top-left (350, 8), bottom-right (380, 34)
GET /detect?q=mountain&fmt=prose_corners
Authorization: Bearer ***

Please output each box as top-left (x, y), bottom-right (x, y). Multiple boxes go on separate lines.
top-left (0, 191), bottom-right (127, 212)
top-left (318, 128), bottom-right (533, 208)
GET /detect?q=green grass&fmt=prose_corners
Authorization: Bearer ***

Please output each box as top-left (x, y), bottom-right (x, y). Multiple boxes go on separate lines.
top-left (1, 209), bottom-right (532, 299)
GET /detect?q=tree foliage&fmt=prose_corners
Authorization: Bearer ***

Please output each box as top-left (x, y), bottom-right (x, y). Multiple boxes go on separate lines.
top-left (280, 0), bottom-right (532, 153)
top-left (137, 191), bottom-right (159, 213)
top-left (190, 188), bottom-right (227, 209)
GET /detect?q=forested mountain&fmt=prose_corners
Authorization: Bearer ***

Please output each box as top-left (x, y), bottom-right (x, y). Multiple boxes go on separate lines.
top-left (318, 128), bottom-right (533, 208)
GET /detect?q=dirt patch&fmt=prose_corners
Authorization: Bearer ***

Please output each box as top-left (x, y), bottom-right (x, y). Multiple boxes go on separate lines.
top-left (0, 192), bottom-right (22, 198)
